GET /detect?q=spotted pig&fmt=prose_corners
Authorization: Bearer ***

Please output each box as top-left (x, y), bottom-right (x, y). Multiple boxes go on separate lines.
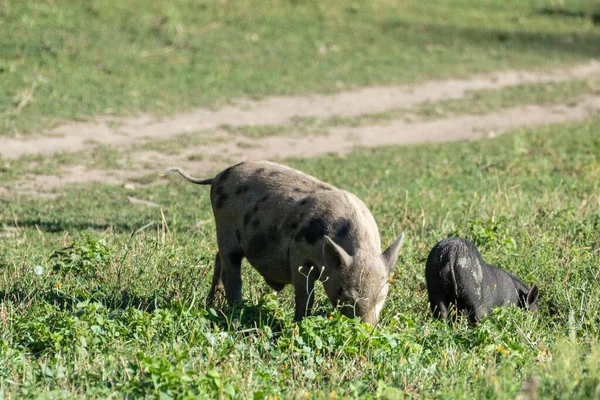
top-left (167, 161), bottom-right (405, 325)
top-left (425, 237), bottom-right (539, 323)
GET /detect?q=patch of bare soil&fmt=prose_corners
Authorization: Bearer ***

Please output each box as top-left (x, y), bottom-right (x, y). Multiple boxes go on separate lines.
top-left (8, 165), bottom-right (156, 195)
top-left (142, 95), bottom-right (600, 172)
top-left (211, 95), bottom-right (600, 154)
top-left (1, 61), bottom-right (600, 160)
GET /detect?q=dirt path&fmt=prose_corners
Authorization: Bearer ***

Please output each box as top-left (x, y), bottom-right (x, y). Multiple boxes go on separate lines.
top-left (178, 95), bottom-right (600, 162)
top-left (11, 95), bottom-right (600, 194)
top-left (2, 61), bottom-right (600, 160)
top-left (2, 61), bottom-right (600, 194)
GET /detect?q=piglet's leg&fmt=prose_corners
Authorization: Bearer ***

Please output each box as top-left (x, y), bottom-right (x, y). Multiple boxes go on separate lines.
top-left (430, 300), bottom-right (449, 320)
top-left (426, 276), bottom-right (450, 319)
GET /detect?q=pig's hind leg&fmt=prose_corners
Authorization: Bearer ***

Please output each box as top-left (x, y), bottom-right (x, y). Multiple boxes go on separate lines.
top-left (463, 301), bottom-right (486, 325)
top-left (429, 296), bottom-right (450, 320)
top-left (207, 252), bottom-right (225, 304)
top-left (216, 229), bottom-right (244, 306)
top-left (426, 278), bottom-right (450, 319)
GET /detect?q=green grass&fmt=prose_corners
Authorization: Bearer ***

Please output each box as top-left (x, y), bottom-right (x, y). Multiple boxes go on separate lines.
top-left (1, 117), bottom-right (600, 398)
top-left (1, 0), bottom-right (600, 136)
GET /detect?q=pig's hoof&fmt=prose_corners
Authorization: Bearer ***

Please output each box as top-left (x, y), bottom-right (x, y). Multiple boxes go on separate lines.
top-left (207, 286), bottom-right (227, 306)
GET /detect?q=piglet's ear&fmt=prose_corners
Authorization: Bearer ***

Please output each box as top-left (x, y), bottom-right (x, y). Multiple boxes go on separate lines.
top-left (526, 283), bottom-right (539, 309)
top-left (381, 232), bottom-right (405, 274)
top-left (323, 235), bottom-right (352, 271)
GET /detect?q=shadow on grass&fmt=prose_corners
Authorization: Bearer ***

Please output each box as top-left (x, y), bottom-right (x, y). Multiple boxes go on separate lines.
top-left (0, 286), bottom-right (170, 313)
top-left (3, 216), bottom-right (204, 235)
top-left (382, 18), bottom-right (600, 60)
top-left (2, 284), bottom-right (285, 333)
top-left (205, 297), bottom-right (286, 335)
top-left (534, 7), bottom-right (600, 26)
top-left (6, 217), bottom-right (149, 234)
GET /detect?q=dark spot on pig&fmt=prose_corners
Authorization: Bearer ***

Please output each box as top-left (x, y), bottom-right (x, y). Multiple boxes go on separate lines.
top-left (216, 194), bottom-right (229, 208)
top-left (243, 211), bottom-right (253, 227)
top-left (300, 200), bottom-right (308, 206)
top-left (319, 185), bottom-right (331, 191)
top-left (253, 204), bottom-right (259, 212)
top-left (235, 230), bottom-right (241, 243)
top-left (258, 195), bottom-right (270, 203)
top-left (228, 250), bottom-right (243, 265)
top-left (255, 168), bottom-right (265, 175)
top-left (251, 219), bottom-right (260, 229)
top-left (235, 185), bottom-right (249, 195)
top-left (294, 188), bottom-right (314, 194)
top-left (296, 218), bottom-right (327, 245)
top-left (269, 171), bottom-right (282, 177)
top-left (287, 212), bottom-right (304, 231)
top-left (215, 185), bottom-right (224, 195)
top-left (248, 233), bottom-right (269, 258)
top-left (335, 219), bottom-right (352, 240)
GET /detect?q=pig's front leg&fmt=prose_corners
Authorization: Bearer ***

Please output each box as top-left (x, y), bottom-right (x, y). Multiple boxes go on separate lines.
top-left (292, 267), bottom-right (316, 321)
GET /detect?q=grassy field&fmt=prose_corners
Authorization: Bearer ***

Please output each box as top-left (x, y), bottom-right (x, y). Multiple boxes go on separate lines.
top-left (1, 117), bottom-right (600, 398)
top-left (2, 0), bottom-right (600, 397)
top-left (2, 0), bottom-right (600, 135)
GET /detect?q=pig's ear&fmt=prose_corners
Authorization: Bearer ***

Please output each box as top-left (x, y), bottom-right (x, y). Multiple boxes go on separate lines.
top-left (526, 283), bottom-right (539, 308)
top-left (323, 235), bottom-right (352, 271)
top-left (381, 232), bottom-right (405, 273)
